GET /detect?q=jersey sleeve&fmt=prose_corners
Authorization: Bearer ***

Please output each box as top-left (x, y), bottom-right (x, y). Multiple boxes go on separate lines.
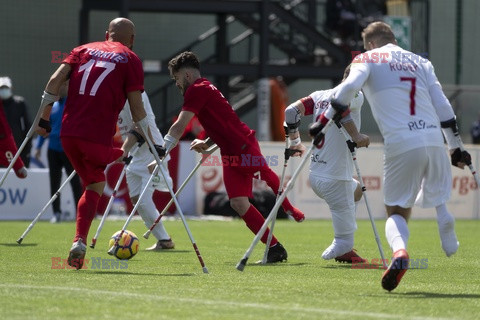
top-left (125, 52), bottom-right (144, 93)
top-left (62, 47), bottom-right (81, 67)
top-left (335, 61), bottom-right (370, 106)
top-left (425, 61), bottom-right (455, 122)
top-left (300, 96), bottom-right (315, 116)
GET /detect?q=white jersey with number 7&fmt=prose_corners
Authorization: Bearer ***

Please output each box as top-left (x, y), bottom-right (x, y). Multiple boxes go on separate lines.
top-left (336, 43), bottom-right (450, 158)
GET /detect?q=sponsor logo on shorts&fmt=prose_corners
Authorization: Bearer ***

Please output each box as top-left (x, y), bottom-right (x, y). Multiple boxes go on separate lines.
top-left (51, 257), bottom-right (129, 270)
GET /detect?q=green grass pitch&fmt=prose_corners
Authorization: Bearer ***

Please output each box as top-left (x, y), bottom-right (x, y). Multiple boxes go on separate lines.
top-left (0, 218), bottom-right (479, 319)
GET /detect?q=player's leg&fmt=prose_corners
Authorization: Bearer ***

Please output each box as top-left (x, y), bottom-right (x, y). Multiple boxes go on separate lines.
top-left (310, 176), bottom-right (358, 259)
top-left (63, 137), bottom-right (122, 269)
top-left (127, 170), bottom-right (174, 250)
top-left (258, 165), bottom-right (305, 222)
top-left (62, 151), bottom-right (83, 220)
top-left (47, 148), bottom-right (63, 223)
top-left (247, 140), bottom-right (304, 222)
top-left (416, 146), bottom-right (458, 256)
top-left (381, 148), bottom-right (427, 291)
top-left (225, 164), bottom-right (287, 262)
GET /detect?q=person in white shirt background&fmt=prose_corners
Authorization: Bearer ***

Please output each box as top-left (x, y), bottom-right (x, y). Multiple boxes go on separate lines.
top-left (118, 91), bottom-right (175, 251)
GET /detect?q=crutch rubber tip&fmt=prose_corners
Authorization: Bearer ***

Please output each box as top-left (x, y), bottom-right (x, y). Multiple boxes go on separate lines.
top-left (143, 231), bottom-right (151, 239)
top-left (107, 247), bottom-right (116, 255)
top-left (202, 267), bottom-right (209, 274)
top-left (236, 259), bottom-right (248, 271)
top-left (16, 238), bottom-right (23, 244)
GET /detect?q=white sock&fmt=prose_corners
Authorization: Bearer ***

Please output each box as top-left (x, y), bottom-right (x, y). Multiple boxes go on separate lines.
top-left (436, 204), bottom-right (459, 257)
top-left (322, 234), bottom-right (354, 260)
top-left (385, 214), bottom-right (409, 253)
top-left (136, 196), bottom-right (170, 241)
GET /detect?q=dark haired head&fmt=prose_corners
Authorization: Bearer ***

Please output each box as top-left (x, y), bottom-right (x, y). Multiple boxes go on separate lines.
top-left (168, 51), bottom-right (200, 76)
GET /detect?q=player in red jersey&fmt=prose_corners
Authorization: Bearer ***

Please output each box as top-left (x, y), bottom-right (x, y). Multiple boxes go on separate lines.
top-left (35, 18), bottom-right (151, 269)
top-left (0, 99), bottom-right (27, 178)
top-left (163, 51), bottom-right (305, 263)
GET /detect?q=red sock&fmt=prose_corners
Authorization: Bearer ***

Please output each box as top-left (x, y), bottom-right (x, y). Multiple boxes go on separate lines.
top-left (241, 205), bottom-right (278, 245)
top-left (74, 190), bottom-right (100, 242)
top-left (260, 167), bottom-right (295, 212)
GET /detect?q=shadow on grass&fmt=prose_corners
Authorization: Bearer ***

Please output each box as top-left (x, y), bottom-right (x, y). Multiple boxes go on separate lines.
top-left (321, 264), bottom-right (356, 269)
top-left (394, 291), bottom-right (480, 299)
top-left (85, 270), bottom-right (195, 277)
top-left (228, 262), bottom-right (308, 267)
top-left (143, 250), bottom-right (191, 254)
top-left (0, 243), bottom-right (38, 247)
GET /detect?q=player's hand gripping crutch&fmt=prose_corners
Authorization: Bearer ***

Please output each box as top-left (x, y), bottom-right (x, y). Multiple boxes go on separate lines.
top-left (136, 120), bottom-right (209, 273)
top-left (90, 144), bottom-right (140, 248)
top-left (236, 119), bottom-right (336, 271)
top-left (261, 125), bottom-right (300, 264)
top-left (143, 144), bottom-right (219, 240)
top-left (16, 170), bottom-right (77, 244)
top-left (452, 130), bottom-right (480, 187)
top-left (337, 124), bottom-right (388, 269)
top-left (0, 91), bottom-right (58, 187)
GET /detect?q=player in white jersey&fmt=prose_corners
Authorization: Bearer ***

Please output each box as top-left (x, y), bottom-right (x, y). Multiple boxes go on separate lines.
top-left (118, 91), bottom-right (175, 250)
top-left (285, 65), bottom-right (370, 263)
top-left (331, 21), bottom-right (471, 291)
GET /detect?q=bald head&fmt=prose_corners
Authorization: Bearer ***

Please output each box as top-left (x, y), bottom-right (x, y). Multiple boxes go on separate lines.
top-left (106, 18), bottom-right (135, 49)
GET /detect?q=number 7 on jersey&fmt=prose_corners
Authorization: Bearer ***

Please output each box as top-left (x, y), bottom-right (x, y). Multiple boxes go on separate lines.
top-left (400, 77), bottom-right (416, 115)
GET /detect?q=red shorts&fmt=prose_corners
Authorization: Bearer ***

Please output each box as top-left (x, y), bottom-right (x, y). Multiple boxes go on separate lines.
top-left (0, 134), bottom-right (25, 171)
top-left (62, 136), bottom-right (123, 186)
top-left (222, 138), bottom-right (271, 199)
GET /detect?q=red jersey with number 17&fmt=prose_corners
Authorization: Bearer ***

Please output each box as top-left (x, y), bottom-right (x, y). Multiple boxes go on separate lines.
top-left (182, 78), bottom-right (254, 155)
top-left (61, 41), bottom-right (144, 146)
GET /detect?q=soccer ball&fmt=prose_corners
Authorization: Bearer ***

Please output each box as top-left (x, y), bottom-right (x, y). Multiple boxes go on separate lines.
top-left (108, 230), bottom-right (139, 260)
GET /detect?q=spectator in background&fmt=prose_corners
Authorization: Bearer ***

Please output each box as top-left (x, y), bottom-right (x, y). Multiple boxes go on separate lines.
top-left (470, 112), bottom-right (480, 144)
top-left (34, 82), bottom-right (82, 223)
top-left (0, 77), bottom-right (32, 167)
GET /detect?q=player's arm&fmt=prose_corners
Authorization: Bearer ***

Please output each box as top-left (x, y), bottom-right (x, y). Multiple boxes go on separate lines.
top-left (341, 120), bottom-right (370, 148)
top-left (36, 63), bottom-right (71, 137)
top-left (163, 110), bottom-right (195, 153)
top-left (426, 62), bottom-right (470, 169)
top-left (285, 99), bottom-right (306, 156)
top-left (128, 90), bottom-right (167, 158)
top-left (339, 91), bottom-right (369, 148)
top-left (334, 65), bottom-right (369, 106)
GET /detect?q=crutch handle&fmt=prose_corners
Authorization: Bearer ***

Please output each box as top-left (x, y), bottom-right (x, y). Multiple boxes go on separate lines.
top-left (201, 144), bottom-right (219, 155)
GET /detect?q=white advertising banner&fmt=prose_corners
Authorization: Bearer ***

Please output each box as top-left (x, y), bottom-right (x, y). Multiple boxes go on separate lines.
top-left (194, 142), bottom-right (480, 220)
top-left (2, 143), bottom-right (479, 221)
top-left (0, 168), bottom-right (76, 220)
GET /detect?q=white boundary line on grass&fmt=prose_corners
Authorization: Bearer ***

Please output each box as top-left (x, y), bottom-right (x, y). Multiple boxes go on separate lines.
top-left (0, 283), bottom-right (454, 320)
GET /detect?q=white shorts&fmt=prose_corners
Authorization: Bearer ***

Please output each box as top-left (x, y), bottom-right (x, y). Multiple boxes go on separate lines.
top-left (309, 175), bottom-right (357, 236)
top-left (384, 146), bottom-right (451, 208)
top-left (126, 165), bottom-right (172, 197)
